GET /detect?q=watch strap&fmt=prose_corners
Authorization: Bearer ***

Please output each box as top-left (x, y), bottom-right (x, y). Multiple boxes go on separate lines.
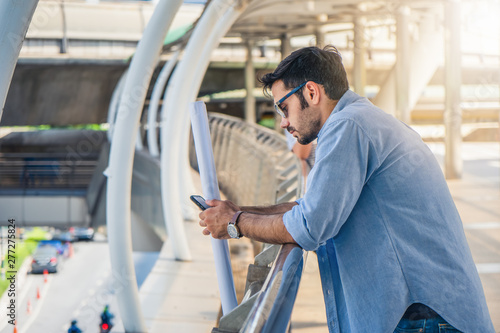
top-left (229, 211), bottom-right (244, 236)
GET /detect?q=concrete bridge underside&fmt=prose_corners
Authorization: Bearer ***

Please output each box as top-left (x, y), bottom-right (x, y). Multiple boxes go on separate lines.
top-left (3, 61), bottom-right (500, 127)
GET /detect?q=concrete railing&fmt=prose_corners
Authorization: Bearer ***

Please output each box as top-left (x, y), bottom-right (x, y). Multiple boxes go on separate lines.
top-left (195, 113), bottom-right (306, 333)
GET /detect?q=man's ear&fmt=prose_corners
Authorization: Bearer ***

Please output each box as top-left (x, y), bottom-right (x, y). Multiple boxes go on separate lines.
top-left (305, 81), bottom-right (321, 104)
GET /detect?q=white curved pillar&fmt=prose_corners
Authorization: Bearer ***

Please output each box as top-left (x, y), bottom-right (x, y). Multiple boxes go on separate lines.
top-left (160, 0), bottom-right (252, 313)
top-left (147, 50), bottom-right (180, 157)
top-left (107, 70), bottom-right (145, 150)
top-left (177, 0), bottom-right (248, 222)
top-left (105, 0), bottom-right (184, 331)
top-left (136, 128), bottom-right (144, 150)
top-left (177, 0), bottom-right (251, 223)
top-left (107, 70), bottom-right (127, 142)
top-left (0, 0), bottom-right (39, 119)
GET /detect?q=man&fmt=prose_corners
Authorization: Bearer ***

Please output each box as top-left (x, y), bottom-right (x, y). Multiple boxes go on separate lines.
top-left (100, 304), bottom-right (114, 330)
top-left (199, 45), bottom-right (494, 332)
top-left (67, 320), bottom-right (82, 333)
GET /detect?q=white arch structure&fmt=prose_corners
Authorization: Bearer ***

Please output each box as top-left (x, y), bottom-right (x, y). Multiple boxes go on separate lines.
top-left (147, 49), bottom-right (180, 157)
top-left (107, 70), bottom-right (147, 151)
top-left (159, 0), bottom-right (253, 313)
top-left (0, 0), bottom-right (39, 117)
top-left (106, 70), bottom-right (127, 142)
top-left (106, 0), bottom-right (256, 327)
top-left (105, 0), bottom-right (183, 331)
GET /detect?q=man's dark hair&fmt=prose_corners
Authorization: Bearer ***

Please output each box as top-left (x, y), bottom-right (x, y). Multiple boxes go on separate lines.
top-left (259, 45), bottom-right (349, 102)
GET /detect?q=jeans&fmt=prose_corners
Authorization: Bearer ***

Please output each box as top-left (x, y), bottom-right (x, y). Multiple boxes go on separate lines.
top-left (394, 316), bottom-right (463, 333)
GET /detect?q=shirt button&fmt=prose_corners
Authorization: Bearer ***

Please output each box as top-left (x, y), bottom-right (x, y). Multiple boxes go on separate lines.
top-left (327, 289), bottom-right (332, 295)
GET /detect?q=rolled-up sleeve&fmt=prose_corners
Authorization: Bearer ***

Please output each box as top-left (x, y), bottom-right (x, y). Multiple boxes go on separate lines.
top-left (283, 203), bottom-right (318, 250)
top-left (283, 118), bottom-right (379, 251)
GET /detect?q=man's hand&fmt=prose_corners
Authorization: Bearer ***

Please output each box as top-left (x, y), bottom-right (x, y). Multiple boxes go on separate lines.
top-left (199, 199), bottom-right (239, 238)
top-left (198, 200), bottom-right (298, 245)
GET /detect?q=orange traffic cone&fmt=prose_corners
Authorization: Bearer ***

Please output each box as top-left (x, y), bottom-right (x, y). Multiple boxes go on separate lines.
top-left (43, 269), bottom-right (48, 283)
top-left (27, 300), bottom-right (31, 314)
top-left (36, 287), bottom-right (41, 299)
top-left (68, 243), bottom-right (74, 258)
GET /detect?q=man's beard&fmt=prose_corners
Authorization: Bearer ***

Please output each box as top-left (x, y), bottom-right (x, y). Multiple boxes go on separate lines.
top-left (295, 99), bottom-right (320, 145)
top-left (297, 118), bottom-right (321, 145)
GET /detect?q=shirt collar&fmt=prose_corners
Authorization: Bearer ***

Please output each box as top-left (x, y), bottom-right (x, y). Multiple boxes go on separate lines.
top-left (317, 89), bottom-right (361, 140)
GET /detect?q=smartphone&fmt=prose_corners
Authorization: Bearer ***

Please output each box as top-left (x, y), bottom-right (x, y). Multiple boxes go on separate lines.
top-left (190, 195), bottom-right (211, 211)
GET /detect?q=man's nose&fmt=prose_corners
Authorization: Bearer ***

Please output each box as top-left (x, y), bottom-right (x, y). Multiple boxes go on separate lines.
top-left (279, 116), bottom-right (289, 129)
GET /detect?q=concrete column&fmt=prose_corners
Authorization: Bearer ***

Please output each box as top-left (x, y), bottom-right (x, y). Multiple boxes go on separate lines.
top-left (396, 6), bottom-right (411, 124)
top-left (245, 40), bottom-right (256, 123)
top-left (0, 0), bottom-right (39, 121)
top-left (280, 33), bottom-right (292, 59)
top-left (353, 13), bottom-right (366, 96)
top-left (60, 0), bottom-right (68, 54)
top-left (315, 27), bottom-right (325, 47)
top-left (276, 33), bottom-right (292, 130)
top-left (444, 0), bottom-right (462, 179)
top-left (372, 10), bottom-right (442, 119)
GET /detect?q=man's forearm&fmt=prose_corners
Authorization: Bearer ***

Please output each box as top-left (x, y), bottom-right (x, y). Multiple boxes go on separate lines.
top-left (200, 199), bottom-right (298, 245)
top-left (240, 201), bottom-right (298, 215)
top-left (238, 212), bottom-right (297, 245)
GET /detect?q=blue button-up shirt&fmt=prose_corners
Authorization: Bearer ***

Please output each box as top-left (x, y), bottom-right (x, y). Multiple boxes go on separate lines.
top-left (283, 90), bottom-right (494, 332)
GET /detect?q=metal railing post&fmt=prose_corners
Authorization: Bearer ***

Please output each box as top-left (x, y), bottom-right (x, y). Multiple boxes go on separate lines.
top-left (190, 101), bottom-right (238, 313)
top-left (199, 114), bottom-right (305, 332)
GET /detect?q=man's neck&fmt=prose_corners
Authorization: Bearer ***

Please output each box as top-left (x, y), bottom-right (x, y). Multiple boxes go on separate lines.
top-left (320, 99), bottom-right (338, 127)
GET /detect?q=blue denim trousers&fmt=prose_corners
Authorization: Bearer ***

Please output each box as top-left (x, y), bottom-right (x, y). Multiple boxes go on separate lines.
top-left (394, 316), bottom-right (463, 333)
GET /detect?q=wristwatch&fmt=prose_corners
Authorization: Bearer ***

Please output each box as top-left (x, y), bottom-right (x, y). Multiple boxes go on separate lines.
top-left (227, 211), bottom-right (244, 239)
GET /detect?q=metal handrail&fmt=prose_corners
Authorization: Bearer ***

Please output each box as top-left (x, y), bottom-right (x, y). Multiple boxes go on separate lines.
top-left (206, 113), bottom-right (302, 206)
top-left (204, 113), bottom-right (306, 333)
top-left (241, 244), bottom-right (306, 333)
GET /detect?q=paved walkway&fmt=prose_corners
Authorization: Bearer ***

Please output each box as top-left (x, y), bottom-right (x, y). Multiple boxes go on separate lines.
top-left (139, 220), bottom-right (220, 332)
top-left (140, 142), bottom-right (500, 332)
top-left (434, 142), bottom-right (500, 330)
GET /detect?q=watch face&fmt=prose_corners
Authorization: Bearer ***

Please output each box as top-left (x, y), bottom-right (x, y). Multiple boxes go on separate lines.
top-left (227, 224), bottom-right (239, 239)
